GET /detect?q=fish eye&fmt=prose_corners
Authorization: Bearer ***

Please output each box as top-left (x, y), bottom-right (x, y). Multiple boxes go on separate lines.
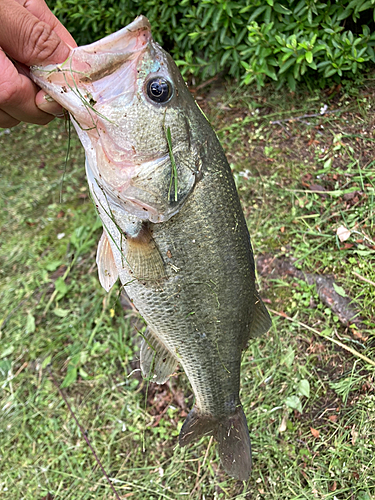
top-left (146, 77), bottom-right (172, 104)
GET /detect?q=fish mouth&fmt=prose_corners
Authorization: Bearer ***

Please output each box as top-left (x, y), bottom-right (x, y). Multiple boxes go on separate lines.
top-left (31, 16), bottom-right (151, 122)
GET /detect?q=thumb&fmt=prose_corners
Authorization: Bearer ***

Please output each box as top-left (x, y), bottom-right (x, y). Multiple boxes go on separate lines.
top-left (0, 0), bottom-right (71, 66)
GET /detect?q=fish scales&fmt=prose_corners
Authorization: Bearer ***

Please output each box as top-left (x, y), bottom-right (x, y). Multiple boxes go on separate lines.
top-left (106, 139), bottom-right (254, 416)
top-left (31, 15), bottom-right (272, 481)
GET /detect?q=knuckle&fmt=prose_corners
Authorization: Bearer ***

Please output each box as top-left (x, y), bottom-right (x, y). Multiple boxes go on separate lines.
top-left (23, 19), bottom-right (61, 62)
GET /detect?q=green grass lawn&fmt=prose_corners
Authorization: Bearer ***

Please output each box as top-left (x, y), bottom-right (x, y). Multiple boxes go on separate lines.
top-left (0, 81), bottom-right (374, 500)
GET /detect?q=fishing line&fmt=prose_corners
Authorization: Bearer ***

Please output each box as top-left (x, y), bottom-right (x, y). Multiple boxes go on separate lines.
top-left (48, 366), bottom-right (122, 500)
top-left (133, 325), bottom-right (157, 453)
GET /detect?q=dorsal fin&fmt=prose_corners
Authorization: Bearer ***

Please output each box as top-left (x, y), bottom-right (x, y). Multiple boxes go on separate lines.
top-left (240, 292), bottom-right (272, 350)
top-left (96, 231), bottom-right (119, 292)
top-left (249, 291), bottom-right (272, 339)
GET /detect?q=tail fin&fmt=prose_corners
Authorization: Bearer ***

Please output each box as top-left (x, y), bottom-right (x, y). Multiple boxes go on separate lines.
top-left (216, 406), bottom-right (252, 481)
top-left (179, 406), bottom-right (252, 481)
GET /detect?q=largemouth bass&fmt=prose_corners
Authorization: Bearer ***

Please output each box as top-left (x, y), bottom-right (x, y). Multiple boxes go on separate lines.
top-left (31, 16), bottom-right (271, 481)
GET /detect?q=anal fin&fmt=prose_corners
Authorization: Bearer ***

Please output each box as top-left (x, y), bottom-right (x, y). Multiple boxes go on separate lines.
top-left (140, 327), bottom-right (178, 384)
top-left (96, 231), bottom-right (119, 292)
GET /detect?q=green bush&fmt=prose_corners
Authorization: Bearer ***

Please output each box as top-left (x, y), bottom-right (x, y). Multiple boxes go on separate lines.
top-left (48, 0), bottom-right (375, 88)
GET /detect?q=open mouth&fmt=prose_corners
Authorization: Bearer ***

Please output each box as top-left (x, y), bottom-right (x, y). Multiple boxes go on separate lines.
top-left (31, 16), bottom-right (152, 120)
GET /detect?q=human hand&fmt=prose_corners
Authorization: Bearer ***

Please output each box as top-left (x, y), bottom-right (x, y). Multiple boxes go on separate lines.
top-left (0, 0), bottom-right (77, 128)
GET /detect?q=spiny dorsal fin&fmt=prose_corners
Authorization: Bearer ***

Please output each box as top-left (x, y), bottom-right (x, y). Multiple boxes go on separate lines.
top-left (140, 327), bottom-right (178, 384)
top-left (249, 291), bottom-right (272, 339)
top-left (96, 231), bottom-right (119, 292)
top-left (126, 223), bottom-right (166, 281)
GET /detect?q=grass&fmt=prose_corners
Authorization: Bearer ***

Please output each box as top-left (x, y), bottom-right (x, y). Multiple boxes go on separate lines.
top-left (1, 78), bottom-right (375, 499)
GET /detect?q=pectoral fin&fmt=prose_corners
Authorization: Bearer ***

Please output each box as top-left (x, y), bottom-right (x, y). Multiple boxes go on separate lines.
top-left (140, 327), bottom-right (178, 384)
top-left (96, 231), bottom-right (119, 292)
top-left (126, 223), bottom-right (166, 281)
